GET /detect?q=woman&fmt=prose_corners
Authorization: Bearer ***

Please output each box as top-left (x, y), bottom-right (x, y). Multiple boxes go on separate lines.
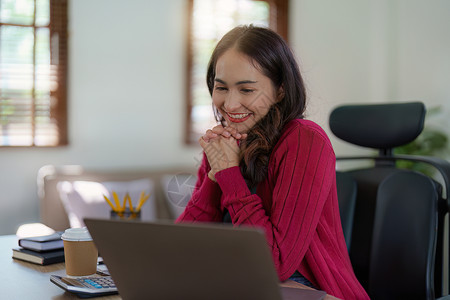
top-left (177, 25), bottom-right (369, 300)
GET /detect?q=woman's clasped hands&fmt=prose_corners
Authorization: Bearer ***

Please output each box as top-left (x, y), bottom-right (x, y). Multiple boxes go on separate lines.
top-left (199, 125), bottom-right (247, 182)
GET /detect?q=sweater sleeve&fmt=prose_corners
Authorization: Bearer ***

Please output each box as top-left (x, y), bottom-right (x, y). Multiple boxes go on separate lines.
top-left (215, 122), bottom-right (336, 281)
top-left (176, 153), bottom-right (223, 223)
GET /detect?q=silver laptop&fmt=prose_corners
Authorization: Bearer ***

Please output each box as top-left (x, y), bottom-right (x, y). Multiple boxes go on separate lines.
top-left (84, 218), bottom-right (326, 300)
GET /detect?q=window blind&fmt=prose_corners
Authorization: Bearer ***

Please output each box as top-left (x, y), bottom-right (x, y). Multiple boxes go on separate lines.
top-left (0, 0), bottom-right (67, 146)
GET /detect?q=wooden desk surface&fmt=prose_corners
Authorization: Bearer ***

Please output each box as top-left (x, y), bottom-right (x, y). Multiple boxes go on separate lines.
top-left (0, 235), bottom-right (119, 300)
top-left (0, 235), bottom-right (339, 300)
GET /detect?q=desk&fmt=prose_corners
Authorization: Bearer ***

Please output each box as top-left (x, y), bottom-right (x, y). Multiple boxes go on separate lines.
top-left (0, 235), bottom-right (339, 300)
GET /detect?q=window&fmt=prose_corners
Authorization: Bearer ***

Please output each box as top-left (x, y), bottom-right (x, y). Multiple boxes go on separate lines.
top-left (185, 0), bottom-right (288, 144)
top-left (0, 0), bottom-right (68, 147)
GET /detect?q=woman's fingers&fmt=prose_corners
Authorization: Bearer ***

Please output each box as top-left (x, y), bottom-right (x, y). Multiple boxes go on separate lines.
top-left (199, 135), bottom-right (240, 174)
top-left (213, 125), bottom-right (248, 140)
top-left (201, 129), bottom-right (217, 142)
top-left (204, 125), bottom-right (248, 141)
top-left (211, 125), bottom-right (229, 136)
top-left (223, 126), bottom-right (238, 138)
top-left (198, 136), bottom-right (208, 148)
top-left (225, 127), bottom-right (248, 140)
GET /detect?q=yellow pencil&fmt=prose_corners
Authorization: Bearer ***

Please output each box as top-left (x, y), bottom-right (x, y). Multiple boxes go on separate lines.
top-left (138, 191), bottom-right (144, 205)
top-left (112, 191), bottom-right (122, 211)
top-left (103, 195), bottom-right (116, 211)
top-left (136, 193), bottom-right (150, 212)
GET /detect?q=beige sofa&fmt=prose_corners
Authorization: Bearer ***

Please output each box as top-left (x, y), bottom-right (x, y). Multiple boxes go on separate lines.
top-left (38, 165), bottom-right (197, 231)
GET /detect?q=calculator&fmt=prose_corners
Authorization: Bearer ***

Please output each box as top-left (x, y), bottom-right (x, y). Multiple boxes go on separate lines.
top-left (50, 274), bottom-right (118, 298)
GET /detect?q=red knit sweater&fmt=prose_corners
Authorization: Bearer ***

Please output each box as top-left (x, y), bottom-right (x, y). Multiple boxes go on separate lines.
top-left (177, 119), bottom-right (369, 299)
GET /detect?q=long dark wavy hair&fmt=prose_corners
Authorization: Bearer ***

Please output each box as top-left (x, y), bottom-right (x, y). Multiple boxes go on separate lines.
top-left (206, 25), bottom-right (307, 187)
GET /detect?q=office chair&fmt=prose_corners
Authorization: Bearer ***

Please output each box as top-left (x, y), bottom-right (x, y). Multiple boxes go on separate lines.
top-left (370, 170), bottom-right (439, 299)
top-left (329, 102), bottom-right (450, 299)
top-left (336, 171), bottom-right (357, 250)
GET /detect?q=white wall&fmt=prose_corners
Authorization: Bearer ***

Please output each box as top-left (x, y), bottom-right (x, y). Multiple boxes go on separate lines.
top-left (0, 0), bottom-right (200, 235)
top-left (395, 1), bottom-right (450, 131)
top-left (291, 0), bottom-right (450, 158)
top-left (1, 0), bottom-right (449, 234)
top-left (291, 0), bottom-right (377, 157)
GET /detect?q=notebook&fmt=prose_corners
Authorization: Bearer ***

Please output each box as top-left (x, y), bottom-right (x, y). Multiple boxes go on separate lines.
top-left (84, 218), bottom-right (326, 300)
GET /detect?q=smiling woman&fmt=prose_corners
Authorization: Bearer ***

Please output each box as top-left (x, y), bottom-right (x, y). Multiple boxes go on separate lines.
top-left (177, 25), bottom-right (370, 300)
top-left (204, 25), bottom-right (305, 186)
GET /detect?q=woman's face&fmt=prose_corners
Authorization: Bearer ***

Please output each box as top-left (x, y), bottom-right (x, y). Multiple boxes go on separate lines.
top-left (212, 48), bottom-right (280, 133)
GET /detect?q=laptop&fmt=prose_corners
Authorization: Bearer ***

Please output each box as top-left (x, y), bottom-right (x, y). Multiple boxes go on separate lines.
top-left (82, 218), bottom-right (326, 300)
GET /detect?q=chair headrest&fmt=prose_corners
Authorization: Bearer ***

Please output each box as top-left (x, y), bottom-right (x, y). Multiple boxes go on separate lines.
top-left (329, 102), bottom-right (426, 149)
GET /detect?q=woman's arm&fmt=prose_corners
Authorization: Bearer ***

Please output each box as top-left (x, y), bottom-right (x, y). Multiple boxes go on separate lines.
top-left (176, 153), bottom-right (223, 223)
top-left (215, 123), bottom-right (336, 281)
top-left (177, 125), bottom-right (245, 223)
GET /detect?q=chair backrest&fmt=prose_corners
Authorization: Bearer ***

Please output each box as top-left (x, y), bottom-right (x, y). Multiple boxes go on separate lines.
top-left (345, 166), bottom-right (402, 288)
top-left (335, 171), bottom-right (357, 249)
top-left (329, 102), bottom-right (450, 298)
top-left (329, 102), bottom-right (426, 154)
top-left (369, 170), bottom-right (438, 300)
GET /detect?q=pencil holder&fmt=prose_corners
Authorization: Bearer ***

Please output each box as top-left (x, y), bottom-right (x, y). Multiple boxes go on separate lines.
top-left (110, 209), bottom-right (141, 221)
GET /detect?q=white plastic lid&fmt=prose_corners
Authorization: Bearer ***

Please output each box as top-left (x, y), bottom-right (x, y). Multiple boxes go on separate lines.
top-left (61, 227), bottom-right (93, 241)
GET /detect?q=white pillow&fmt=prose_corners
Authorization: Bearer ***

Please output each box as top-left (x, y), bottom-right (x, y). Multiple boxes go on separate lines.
top-left (57, 178), bottom-right (155, 228)
top-left (161, 173), bottom-right (197, 219)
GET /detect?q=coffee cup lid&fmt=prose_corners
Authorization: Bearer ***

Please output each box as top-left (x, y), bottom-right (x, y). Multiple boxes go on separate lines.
top-left (61, 227), bottom-right (93, 241)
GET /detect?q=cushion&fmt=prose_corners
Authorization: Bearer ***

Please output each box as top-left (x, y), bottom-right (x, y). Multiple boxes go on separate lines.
top-left (161, 173), bottom-right (197, 218)
top-left (57, 178), bottom-right (155, 228)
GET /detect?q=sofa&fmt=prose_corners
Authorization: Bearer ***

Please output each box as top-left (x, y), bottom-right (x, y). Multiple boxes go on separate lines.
top-left (38, 165), bottom-right (197, 231)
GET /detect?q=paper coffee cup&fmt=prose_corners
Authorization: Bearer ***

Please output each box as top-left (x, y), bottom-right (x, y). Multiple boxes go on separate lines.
top-left (62, 227), bottom-right (98, 276)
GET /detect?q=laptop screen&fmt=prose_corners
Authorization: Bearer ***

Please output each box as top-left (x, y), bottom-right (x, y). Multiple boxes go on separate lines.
top-left (84, 218), bottom-right (325, 300)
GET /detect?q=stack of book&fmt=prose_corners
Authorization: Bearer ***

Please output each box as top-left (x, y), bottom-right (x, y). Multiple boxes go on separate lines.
top-left (12, 231), bottom-right (65, 265)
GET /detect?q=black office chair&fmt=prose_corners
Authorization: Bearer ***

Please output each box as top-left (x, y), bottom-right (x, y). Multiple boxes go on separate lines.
top-left (370, 170), bottom-right (439, 299)
top-left (336, 171), bottom-right (357, 250)
top-left (329, 102), bottom-right (450, 299)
